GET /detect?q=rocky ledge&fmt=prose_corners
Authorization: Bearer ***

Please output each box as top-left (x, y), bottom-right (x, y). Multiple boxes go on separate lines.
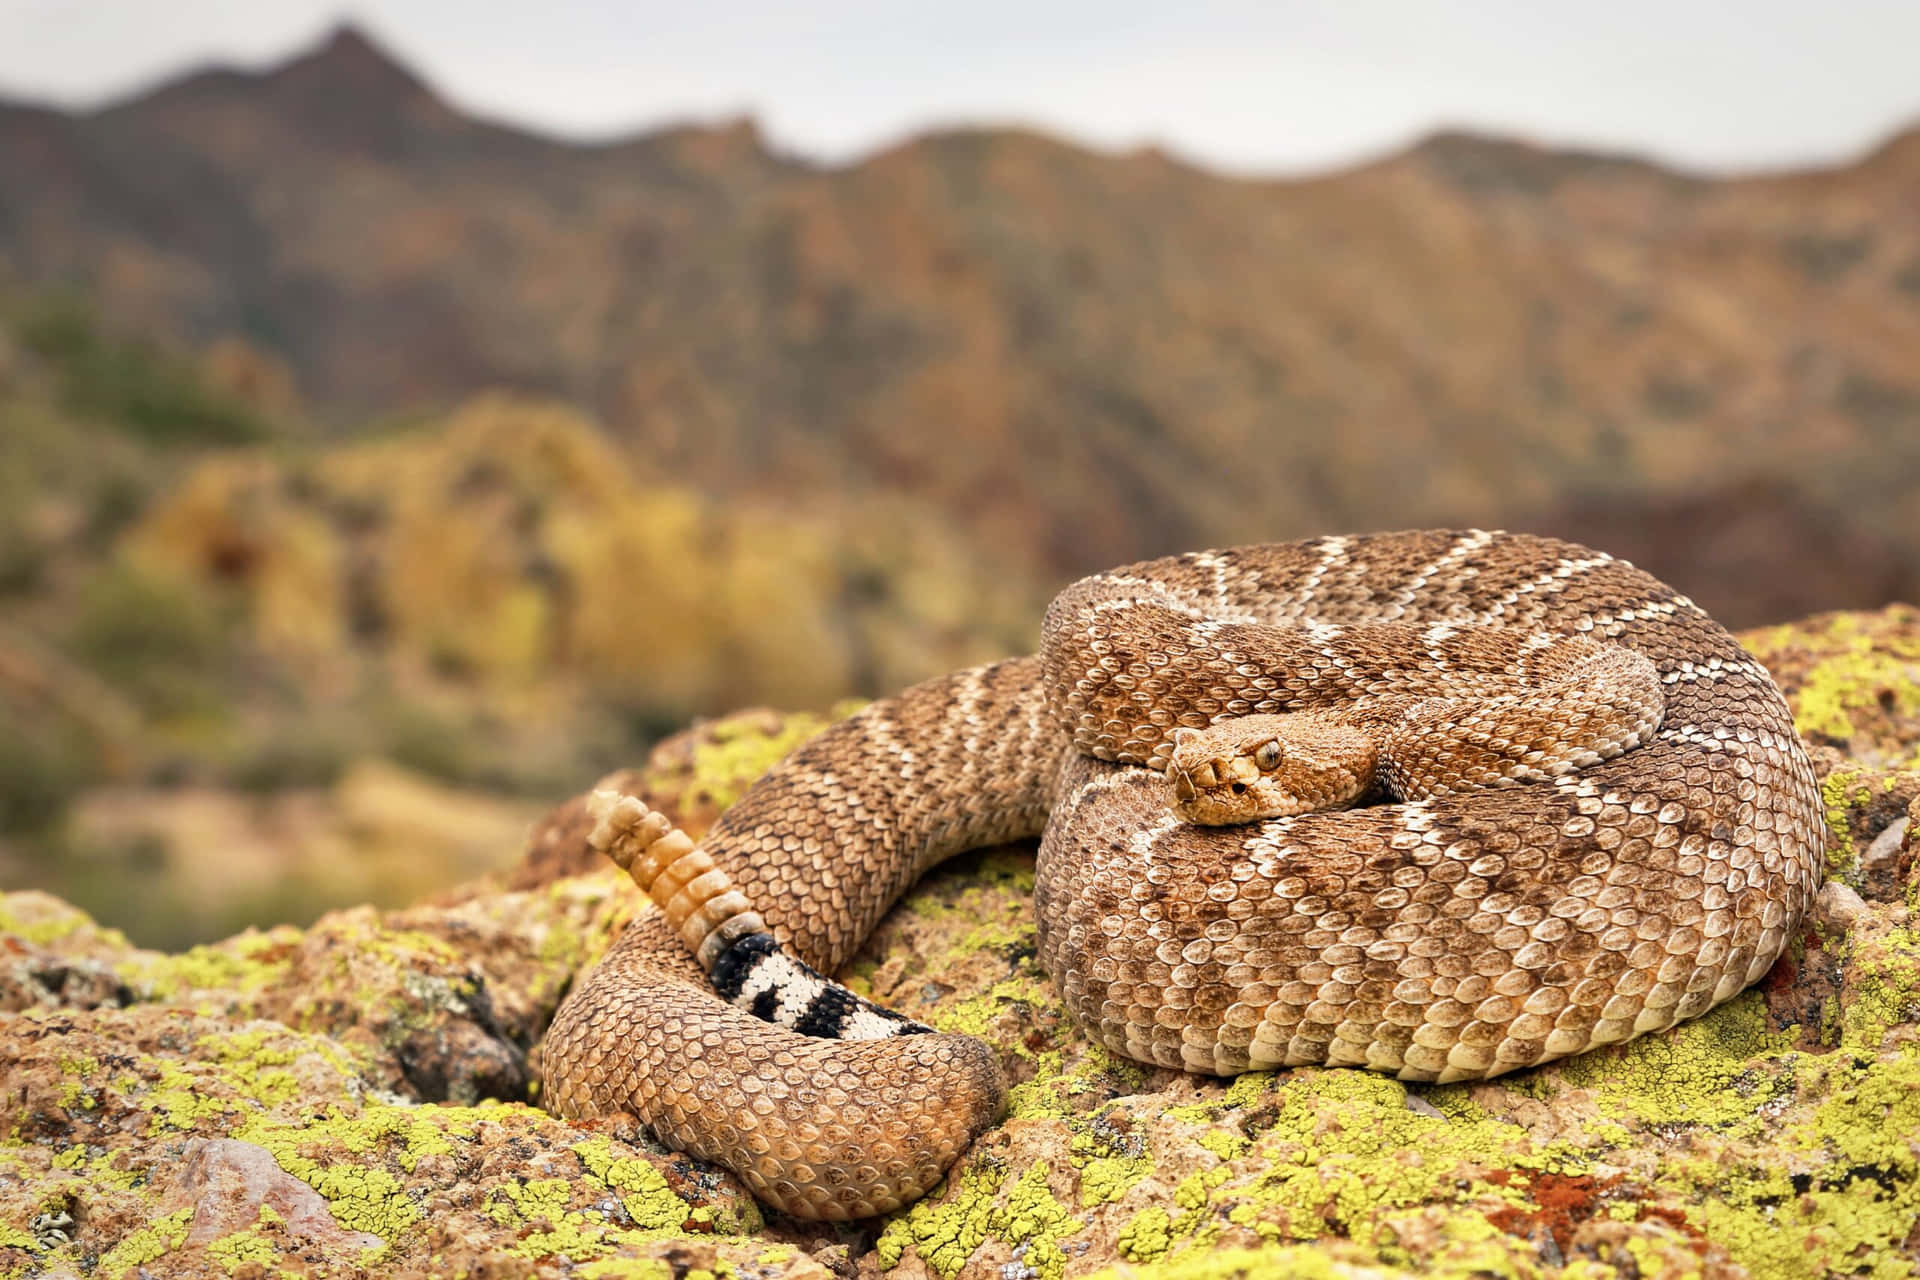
top-left (3, 609), bottom-right (1918, 1280)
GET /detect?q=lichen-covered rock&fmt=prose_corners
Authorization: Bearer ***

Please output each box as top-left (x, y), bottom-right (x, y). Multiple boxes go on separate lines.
top-left (1745, 605), bottom-right (1920, 764)
top-left (0, 892), bottom-right (777, 1278)
top-left (0, 1005), bottom-right (771, 1277)
top-left (4, 610), bottom-right (1920, 1278)
top-left (0, 891), bottom-right (137, 1013)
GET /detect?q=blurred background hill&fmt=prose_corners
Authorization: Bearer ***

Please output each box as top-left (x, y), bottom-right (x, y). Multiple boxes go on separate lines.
top-left (3, 22), bottom-right (1919, 945)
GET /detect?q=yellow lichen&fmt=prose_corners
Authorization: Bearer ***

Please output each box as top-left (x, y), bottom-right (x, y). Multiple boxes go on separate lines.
top-left (875, 1155), bottom-right (1098, 1277)
top-left (1221, 1071), bottom-right (1277, 1107)
top-left (456, 1126), bottom-right (757, 1264)
top-left (1194, 1130), bottom-right (1248, 1163)
top-left (1165, 1165), bottom-right (1231, 1248)
top-left (1836, 927), bottom-right (1920, 1050)
top-left (1161, 1070), bottom-right (1275, 1126)
top-left (55, 1052), bottom-right (100, 1112)
top-left (121, 1023), bottom-right (370, 1143)
top-left (674, 709), bottom-right (849, 814)
top-left (991, 1161), bottom-right (1084, 1280)
top-left (1233, 1073), bottom-right (1487, 1246)
top-left (1626, 1028), bottom-right (1920, 1276)
top-left (206, 1214), bottom-right (280, 1274)
top-left (118, 926), bottom-right (299, 1008)
top-left (234, 1106), bottom-right (459, 1242)
top-left (1133, 1063), bottom-right (1594, 1271)
top-left (1077, 1152), bottom-right (1153, 1207)
top-left (875, 1161), bottom-right (1003, 1274)
top-left (1117, 1206), bottom-right (1174, 1262)
top-left (48, 1143), bottom-right (143, 1191)
top-left (97, 1207), bottom-right (193, 1276)
top-left (1548, 990), bottom-right (1796, 1132)
top-left (572, 1134), bottom-right (731, 1233)
top-left (1088, 1243), bottom-right (1362, 1279)
top-left (146, 1060), bottom-right (245, 1133)
top-left (1822, 768), bottom-right (1875, 881)
top-left (1756, 610), bottom-right (1920, 743)
top-left (0, 891), bottom-right (131, 949)
top-left (903, 847), bottom-right (1039, 926)
top-left (576, 1260), bottom-right (677, 1280)
top-left (488, 1176), bottom-right (617, 1262)
top-left (934, 976), bottom-right (1057, 1043)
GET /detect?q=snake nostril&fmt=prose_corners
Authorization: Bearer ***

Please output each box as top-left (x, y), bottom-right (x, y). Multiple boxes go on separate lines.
top-left (1230, 782), bottom-right (1246, 795)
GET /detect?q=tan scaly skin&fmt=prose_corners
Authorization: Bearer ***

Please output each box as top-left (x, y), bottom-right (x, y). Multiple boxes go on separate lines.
top-left (542, 530), bottom-right (1824, 1221)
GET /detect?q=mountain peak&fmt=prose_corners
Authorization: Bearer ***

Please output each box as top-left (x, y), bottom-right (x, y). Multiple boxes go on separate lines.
top-left (205, 19), bottom-right (463, 153)
top-left (103, 18), bottom-right (445, 144)
top-left (270, 21), bottom-right (436, 107)
top-left (316, 20), bottom-right (387, 58)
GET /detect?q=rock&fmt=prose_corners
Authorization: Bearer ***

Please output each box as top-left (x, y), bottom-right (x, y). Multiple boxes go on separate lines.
top-left (0, 937), bottom-right (764, 1278)
top-left (1864, 816), bottom-right (1911, 882)
top-left (1818, 880), bottom-right (1869, 928)
top-left (1744, 605), bottom-right (1920, 764)
top-left (1900, 797), bottom-right (1920, 901)
top-left (166, 1138), bottom-right (385, 1252)
top-left (2, 608), bottom-right (1918, 1277)
top-left (0, 892), bottom-right (136, 1013)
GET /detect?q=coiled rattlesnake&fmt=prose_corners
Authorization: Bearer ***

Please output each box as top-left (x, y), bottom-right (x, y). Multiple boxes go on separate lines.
top-left (542, 530), bottom-right (1823, 1220)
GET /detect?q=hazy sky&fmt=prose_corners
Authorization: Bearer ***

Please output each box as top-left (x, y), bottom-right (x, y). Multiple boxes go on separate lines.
top-left (4, 1), bottom-right (1918, 176)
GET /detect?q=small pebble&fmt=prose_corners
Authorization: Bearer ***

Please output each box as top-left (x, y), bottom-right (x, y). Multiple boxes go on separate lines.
top-left (1862, 815), bottom-right (1909, 875)
top-left (1403, 1094), bottom-right (1447, 1120)
top-left (1817, 881), bottom-right (1867, 928)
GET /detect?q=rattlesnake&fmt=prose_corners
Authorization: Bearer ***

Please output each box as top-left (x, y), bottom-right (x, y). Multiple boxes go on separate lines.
top-left (542, 530), bottom-right (1823, 1220)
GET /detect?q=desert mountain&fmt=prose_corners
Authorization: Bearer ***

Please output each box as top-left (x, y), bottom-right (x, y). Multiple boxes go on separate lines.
top-left (4, 24), bottom-right (1920, 621)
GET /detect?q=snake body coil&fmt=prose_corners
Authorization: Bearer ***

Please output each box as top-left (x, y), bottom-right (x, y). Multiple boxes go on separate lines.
top-left (543, 531), bottom-right (1823, 1220)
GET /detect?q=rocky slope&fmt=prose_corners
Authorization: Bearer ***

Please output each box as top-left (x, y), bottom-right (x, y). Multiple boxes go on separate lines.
top-left (4, 26), bottom-right (1920, 624)
top-left (2, 607), bottom-right (1917, 1278)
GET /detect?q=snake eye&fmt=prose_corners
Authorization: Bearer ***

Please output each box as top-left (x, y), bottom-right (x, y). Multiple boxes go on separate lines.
top-left (1254, 739), bottom-right (1282, 771)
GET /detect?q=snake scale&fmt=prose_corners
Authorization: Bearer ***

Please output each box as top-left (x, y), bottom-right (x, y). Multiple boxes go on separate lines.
top-left (542, 530), bottom-right (1824, 1220)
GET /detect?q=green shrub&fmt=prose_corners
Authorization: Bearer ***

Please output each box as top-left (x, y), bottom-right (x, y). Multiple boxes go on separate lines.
top-left (226, 731), bottom-right (353, 793)
top-left (16, 297), bottom-right (268, 445)
top-left (0, 522), bottom-right (47, 596)
top-left (376, 699), bottom-right (486, 787)
top-left (64, 562), bottom-right (237, 721)
top-left (0, 704), bottom-right (91, 834)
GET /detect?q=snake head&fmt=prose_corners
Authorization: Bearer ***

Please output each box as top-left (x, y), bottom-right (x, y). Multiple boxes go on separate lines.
top-left (1167, 713), bottom-right (1377, 825)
